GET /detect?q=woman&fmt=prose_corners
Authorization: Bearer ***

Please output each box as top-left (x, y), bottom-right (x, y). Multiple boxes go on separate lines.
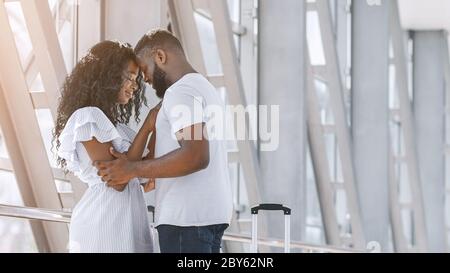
top-left (53, 40), bottom-right (159, 253)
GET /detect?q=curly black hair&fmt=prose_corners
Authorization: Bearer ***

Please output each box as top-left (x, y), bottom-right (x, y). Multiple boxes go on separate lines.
top-left (53, 40), bottom-right (147, 171)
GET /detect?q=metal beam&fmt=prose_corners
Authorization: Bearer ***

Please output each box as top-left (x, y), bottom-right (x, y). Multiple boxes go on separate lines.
top-left (389, 0), bottom-right (428, 252)
top-left (0, 83), bottom-right (51, 253)
top-left (191, 6), bottom-right (247, 36)
top-left (211, 0), bottom-right (267, 251)
top-left (20, 0), bottom-right (67, 119)
top-left (30, 92), bottom-right (49, 109)
top-left (167, 0), bottom-right (207, 75)
top-left (443, 34), bottom-right (450, 251)
top-left (314, 0), bottom-right (365, 249)
top-left (306, 56), bottom-right (341, 245)
top-left (413, 30), bottom-right (447, 253)
top-left (0, 3), bottom-right (69, 252)
top-left (239, 0), bottom-right (258, 146)
top-left (159, 0), bottom-right (169, 29)
top-left (258, 0), bottom-right (307, 246)
top-left (388, 146), bottom-right (409, 252)
top-left (351, 0), bottom-right (390, 249)
top-left (20, 0), bottom-right (87, 203)
top-left (23, 53), bottom-right (39, 89)
top-left (76, 0), bottom-right (102, 59)
top-left (335, 0), bottom-right (350, 91)
top-left (209, 0), bottom-right (264, 220)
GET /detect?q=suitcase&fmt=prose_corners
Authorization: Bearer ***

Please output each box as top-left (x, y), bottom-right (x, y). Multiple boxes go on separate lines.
top-left (251, 203), bottom-right (291, 253)
top-left (147, 205), bottom-right (160, 253)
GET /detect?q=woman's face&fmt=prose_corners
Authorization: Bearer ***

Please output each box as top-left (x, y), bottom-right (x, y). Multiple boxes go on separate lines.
top-left (117, 60), bottom-right (139, 105)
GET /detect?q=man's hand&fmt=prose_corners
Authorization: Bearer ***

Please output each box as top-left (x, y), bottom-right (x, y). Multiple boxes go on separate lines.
top-left (111, 184), bottom-right (127, 192)
top-left (94, 148), bottom-right (137, 187)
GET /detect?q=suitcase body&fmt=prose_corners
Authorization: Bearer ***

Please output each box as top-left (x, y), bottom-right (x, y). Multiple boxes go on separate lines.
top-left (250, 203), bottom-right (291, 253)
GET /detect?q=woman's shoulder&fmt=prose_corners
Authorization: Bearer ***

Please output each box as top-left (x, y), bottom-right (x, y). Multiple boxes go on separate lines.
top-left (66, 106), bottom-right (113, 127)
top-left (69, 106), bottom-right (107, 120)
top-left (57, 107), bottom-right (121, 174)
top-left (60, 106), bottom-right (117, 140)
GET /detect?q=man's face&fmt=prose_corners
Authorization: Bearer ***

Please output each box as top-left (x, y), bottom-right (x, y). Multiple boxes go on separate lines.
top-left (137, 54), bottom-right (169, 99)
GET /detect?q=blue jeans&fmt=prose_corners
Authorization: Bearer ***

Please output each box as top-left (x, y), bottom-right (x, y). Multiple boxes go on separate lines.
top-left (157, 224), bottom-right (229, 253)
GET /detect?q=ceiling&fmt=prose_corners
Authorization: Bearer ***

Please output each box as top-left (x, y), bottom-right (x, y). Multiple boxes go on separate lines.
top-left (398, 0), bottom-right (450, 30)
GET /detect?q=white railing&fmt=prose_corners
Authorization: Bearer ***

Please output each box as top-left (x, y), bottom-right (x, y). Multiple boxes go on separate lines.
top-left (0, 203), bottom-right (364, 253)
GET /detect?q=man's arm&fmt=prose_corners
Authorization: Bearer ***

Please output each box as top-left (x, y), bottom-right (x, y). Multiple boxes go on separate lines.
top-left (142, 130), bottom-right (156, 192)
top-left (135, 122), bottom-right (209, 179)
top-left (83, 138), bottom-right (127, 191)
top-left (95, 123), bottom-right (209, 185)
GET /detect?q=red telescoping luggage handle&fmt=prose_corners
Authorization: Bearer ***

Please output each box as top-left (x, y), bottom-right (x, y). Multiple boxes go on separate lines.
top-left (251, 203), bottom-right (291, 253)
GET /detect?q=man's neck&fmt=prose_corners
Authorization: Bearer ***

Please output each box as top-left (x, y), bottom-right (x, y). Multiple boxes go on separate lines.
top-left (167, 63), bottom-right (197, 85)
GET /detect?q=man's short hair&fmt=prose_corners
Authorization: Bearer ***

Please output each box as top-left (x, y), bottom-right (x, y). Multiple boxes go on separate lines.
top-left (135, 29), bottom-right (184, 56)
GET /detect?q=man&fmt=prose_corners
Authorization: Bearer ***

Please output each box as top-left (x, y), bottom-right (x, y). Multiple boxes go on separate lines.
top-left (94, 29), bottom-right (233, 253)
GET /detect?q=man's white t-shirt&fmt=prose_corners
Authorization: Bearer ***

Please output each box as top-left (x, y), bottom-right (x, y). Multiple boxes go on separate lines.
top-left (154, 73), bottom-right (233, 227)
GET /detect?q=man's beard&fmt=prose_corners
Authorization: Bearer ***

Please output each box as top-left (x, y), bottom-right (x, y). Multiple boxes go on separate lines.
top-left (153, 64), bottom-right (169, 99)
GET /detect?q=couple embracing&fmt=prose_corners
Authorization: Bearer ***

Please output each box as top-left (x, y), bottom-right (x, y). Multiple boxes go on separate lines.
top-left (53, 29), bottom-right (233, 253)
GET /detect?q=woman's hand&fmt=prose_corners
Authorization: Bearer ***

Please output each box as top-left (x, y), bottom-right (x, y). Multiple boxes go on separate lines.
top-left (143, 179), bottom-right (155, 192)
top-left (143, 101), bottom-right (162, 133)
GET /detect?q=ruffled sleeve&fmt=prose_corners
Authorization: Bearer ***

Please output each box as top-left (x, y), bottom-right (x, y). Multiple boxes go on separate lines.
top-left (57, 107), bottom-right (121, 173)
